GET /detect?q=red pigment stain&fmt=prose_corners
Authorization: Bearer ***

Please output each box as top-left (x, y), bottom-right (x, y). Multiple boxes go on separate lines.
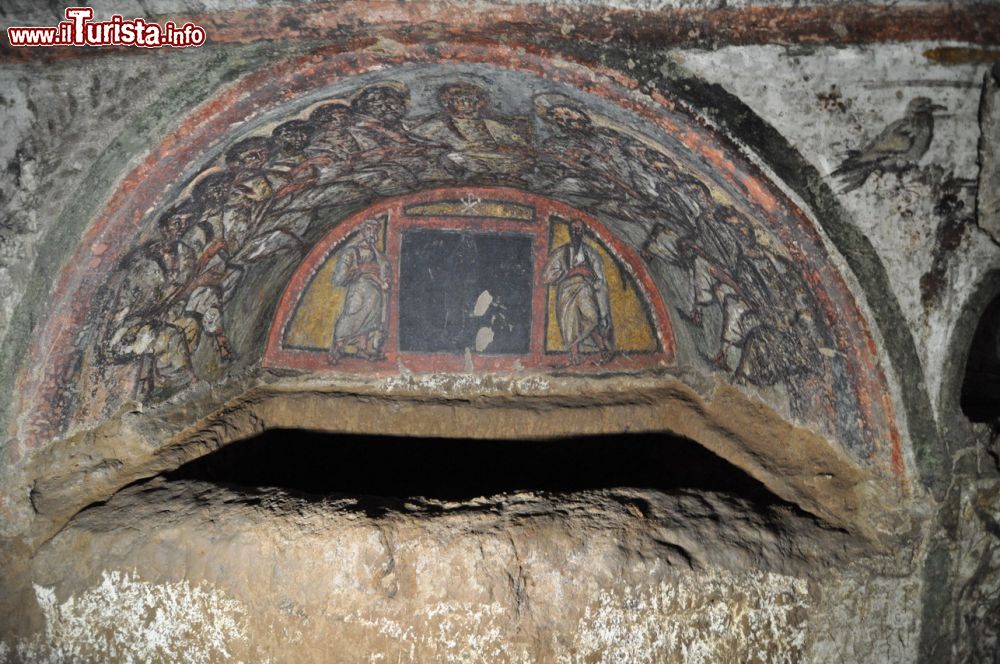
top-left (12, 42), bottom-right (901, 488)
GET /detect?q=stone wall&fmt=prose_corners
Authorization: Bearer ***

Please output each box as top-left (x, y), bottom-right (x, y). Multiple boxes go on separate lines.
top-left (0, 2), bottom-right (997, 661)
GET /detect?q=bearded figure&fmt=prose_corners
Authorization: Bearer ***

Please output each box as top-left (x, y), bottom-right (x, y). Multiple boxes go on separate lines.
top-left (542, 219), bottom-right (615, 364)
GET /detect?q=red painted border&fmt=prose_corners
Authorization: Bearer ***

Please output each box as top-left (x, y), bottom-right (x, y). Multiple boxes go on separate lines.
top-left (264, 187), bottom-right (675, 374)
top-left (3, 3), bottom-right (998, 63)
top-left (11, 42), bottom-right (902, 483)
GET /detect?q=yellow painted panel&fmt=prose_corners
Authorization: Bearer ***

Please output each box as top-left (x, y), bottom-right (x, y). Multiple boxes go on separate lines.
top-left (284, 251), bottom-right (344, 350)
top-left (546, 221), bottom-right (657, 353)
top-left (403, 200), bottom-right (534, 221)
top-left (285, 226), bottom-right (386, 350)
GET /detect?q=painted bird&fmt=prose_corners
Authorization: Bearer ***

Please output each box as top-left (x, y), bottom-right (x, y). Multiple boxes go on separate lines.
top-left (832, 97), bottom-right (946, 192)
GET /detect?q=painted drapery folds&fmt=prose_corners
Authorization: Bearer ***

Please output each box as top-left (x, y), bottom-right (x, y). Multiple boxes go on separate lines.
top-left (13, 46), bottom-right (901, 479)
top-left (266, 189), bottom-right (671, 374)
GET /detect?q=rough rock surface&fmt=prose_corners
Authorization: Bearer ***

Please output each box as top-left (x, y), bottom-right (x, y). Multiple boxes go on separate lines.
top-left (7, 477), bottom-right (864, 663)
top-left (0, 1), bottom-right (998, 661)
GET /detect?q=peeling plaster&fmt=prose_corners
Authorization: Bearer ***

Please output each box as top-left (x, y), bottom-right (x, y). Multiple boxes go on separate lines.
top-left (679, 43), bottom-right (1000, 420)
top-left (1, 570), bottom-right (249, 664)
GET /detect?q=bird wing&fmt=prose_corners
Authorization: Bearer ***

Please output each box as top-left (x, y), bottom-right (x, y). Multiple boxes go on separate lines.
top-left (851, 117), bottom-right (918, 165)
top-left (832, 116), bottom-right (918, 178)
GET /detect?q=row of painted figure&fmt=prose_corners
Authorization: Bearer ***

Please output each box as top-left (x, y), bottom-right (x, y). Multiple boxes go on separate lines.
top-left (86, 78), bottom-right (828, 402)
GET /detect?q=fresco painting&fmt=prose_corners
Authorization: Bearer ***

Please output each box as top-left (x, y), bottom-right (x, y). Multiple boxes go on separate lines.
top-left (283, 214), bottom-right (391, 358)
top-left (11, 48), bottom-right (901, 477)
top-left (545, 217), bottom-right (657, 359)
top-left (268, 188), bottom-right (672, 373)
top-left (327, 216), bottom-right (391, 363)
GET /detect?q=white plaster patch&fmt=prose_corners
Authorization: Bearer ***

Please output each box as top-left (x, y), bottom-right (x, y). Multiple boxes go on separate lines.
top-left (473, 290), bottom-right (493, 317)
top-left (380, 371), bottom-right (552, 393)
top-left (344, 601), bottom-right (534, 663)
top-left (3, 570), bottom-right (248, 663)
top-left (560, 570), bottom-right (809, 664)
top-left (679, 43), bottom-right (1000, 419)
top-left (475, 326), bottom-right (495, 352)
top-left (340, 569), bottom-right (807, 663)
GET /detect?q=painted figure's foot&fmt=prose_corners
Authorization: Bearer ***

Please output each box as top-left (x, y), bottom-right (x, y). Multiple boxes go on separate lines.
top-left (328, 347), bottom-right (343, 365)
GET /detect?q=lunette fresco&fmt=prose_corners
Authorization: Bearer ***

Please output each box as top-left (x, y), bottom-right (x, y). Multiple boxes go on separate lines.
top-left (265, 189), bottom-right (670, 374)
top-left (10, 51), bottom-right (901, 478)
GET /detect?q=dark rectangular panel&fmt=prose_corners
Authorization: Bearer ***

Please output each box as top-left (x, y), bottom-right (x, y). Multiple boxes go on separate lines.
top-left (398, 229), bottom-right (533, 354)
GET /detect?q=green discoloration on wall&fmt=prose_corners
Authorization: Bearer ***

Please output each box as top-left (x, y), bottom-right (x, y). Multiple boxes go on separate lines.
top-left (0, 44), bottom-right (315, 441)
top-left (651, 69), bottom-right (942, 493)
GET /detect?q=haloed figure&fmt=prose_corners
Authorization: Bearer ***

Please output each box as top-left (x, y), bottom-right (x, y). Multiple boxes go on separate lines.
top-left (543, 219), bottom-right (615, 364)
top-left (329, 218), bottom-right (391, 362)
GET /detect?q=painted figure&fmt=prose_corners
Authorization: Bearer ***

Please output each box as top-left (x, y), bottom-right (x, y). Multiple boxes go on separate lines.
top-left (543, 219), bottom-right (614, 364)
top-left (346, 82), bottom-right (426, 194)
top-left (329, 217), bottom-right (391, 362)
top-left (626, 145), bottom-right (712, 228)
top-left (100, 203), bottom-right (201, 399)
top-left (535, 100), bottom-right (639, 211)
top-left (276, 102), bottom-right (368, 214)
top-left (220, 136), bottom-right (276, 259)
top-left (187, 170), bottom-right (230, 267)
top-left (348, 82), bottom-right (414, 151)
top-left (412, 82), bottom-right (533, 180)
top-left (305, 102), bottom-right (358, 164)
top-left (238, 120), bottom-right (316, 261)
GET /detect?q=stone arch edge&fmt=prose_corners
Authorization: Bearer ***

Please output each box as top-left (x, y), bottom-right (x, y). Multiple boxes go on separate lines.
top-left (647, 67), bottom-right (939, 494)
top-left (0, 41), bottom-right (919, 551)
top-left (19, 374), bottom-right (904, 555)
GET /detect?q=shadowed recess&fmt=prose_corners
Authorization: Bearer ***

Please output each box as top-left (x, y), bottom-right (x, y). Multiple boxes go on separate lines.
top-left (163, 429), bottom-right (788, 505)
top-left (962, 293), bottom-right (1000, 423)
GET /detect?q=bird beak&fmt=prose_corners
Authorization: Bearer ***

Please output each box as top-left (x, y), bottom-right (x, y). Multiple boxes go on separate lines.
top-left (931, 104), bottom-right (948, 112)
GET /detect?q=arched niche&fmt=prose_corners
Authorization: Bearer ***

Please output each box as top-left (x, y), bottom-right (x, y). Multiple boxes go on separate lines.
top-left (961, 291), bottom-right (1000, 423)
top-left (6, 44), bottom-right (909, 541)
top-left (936, 269), bottom-right (1000, 435)
top-left (265, 188), bottom-right (674, 373)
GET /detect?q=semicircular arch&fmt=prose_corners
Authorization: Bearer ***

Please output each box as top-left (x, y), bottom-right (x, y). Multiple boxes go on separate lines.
top-left (9, 42), bottom-right (904, 493)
